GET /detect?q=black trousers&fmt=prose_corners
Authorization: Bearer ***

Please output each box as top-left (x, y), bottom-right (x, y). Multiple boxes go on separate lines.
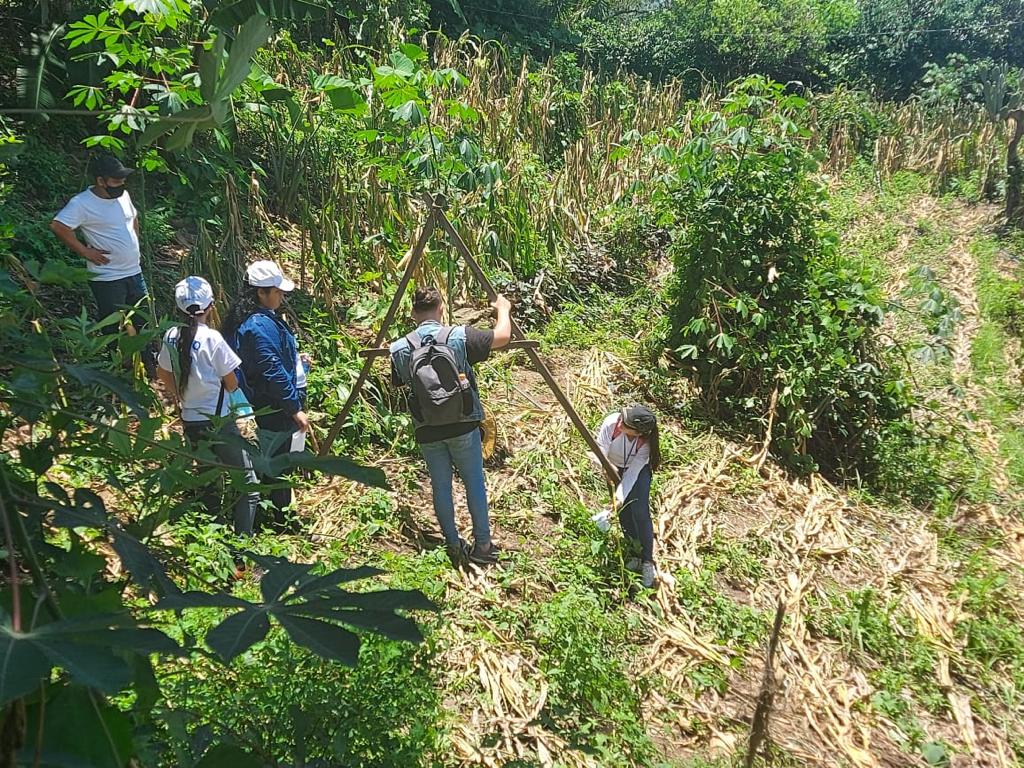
top-left (618, 464), bottom-right (654, 564)
top-left (89, 272), bottom-right (156, 375)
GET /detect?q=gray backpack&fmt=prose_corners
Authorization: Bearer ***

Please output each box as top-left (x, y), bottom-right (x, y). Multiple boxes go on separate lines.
top-left (404, 327), bottom-right (472, 425)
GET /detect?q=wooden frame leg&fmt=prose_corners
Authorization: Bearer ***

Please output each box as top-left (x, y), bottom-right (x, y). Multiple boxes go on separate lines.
top-left (428, 195), bottom-right (622, 488)
top-left (319, 214), bottom-right (436, 456)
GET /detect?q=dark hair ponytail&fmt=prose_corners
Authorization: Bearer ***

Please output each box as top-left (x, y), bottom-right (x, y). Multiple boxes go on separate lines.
top-left (176, 312), bottom-right (201, 396)
top-left (648, 424), bottom-right (661, 473)
top-left (222, 285), bottom-right (262, 347)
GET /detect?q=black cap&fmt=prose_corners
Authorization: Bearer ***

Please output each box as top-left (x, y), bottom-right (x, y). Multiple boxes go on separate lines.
top-left (89, 155), bottom-right (134, 179)
top-left (621, 405), bottom-right (657, 435)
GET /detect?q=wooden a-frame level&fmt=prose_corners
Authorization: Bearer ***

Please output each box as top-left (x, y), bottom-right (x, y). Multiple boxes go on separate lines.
top-left (319, 193), bottom-right (622, 489)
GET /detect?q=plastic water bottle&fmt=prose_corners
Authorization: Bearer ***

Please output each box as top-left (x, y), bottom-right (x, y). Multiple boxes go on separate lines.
top-left (228, 388), bottom-right (254, 419)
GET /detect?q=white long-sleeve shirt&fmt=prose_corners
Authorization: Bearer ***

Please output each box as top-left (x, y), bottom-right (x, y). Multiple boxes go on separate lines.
top-left (593, 412), bottom-right (650, 506)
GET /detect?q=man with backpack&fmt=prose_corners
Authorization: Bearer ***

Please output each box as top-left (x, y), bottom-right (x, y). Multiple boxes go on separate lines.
top-left (390, 286), bottom-right (512, 566)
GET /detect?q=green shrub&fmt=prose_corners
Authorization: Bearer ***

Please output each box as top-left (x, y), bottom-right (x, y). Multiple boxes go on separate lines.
top-left (533, 587), bottom-right (653, 764)
top-left (659, 77), bottom-right (913, 475)
top-left (158, 631), bottom-right (444, 766)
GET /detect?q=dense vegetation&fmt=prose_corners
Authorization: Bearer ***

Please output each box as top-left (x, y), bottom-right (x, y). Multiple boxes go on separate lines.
top-left (1, 0), bottom-right (1023, 765)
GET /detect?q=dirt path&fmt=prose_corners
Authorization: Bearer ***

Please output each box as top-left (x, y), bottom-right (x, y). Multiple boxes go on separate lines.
top-left (939, 203), bottom-right (1014, 494)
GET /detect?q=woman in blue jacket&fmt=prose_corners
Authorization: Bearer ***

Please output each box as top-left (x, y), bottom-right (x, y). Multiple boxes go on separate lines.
top-left (223, 260), bottom-right (310, 529)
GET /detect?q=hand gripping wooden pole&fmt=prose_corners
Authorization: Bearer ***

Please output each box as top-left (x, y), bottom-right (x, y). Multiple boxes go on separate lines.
top-left (319, 193), bottom-right (624, 496)
top-left (426, 195), bottom-right (622, 488)
top-left (319, 214), bottom-right (436, 456)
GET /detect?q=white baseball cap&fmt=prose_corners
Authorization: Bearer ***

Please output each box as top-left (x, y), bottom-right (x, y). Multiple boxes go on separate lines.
top-left (174, 276), bottom-right (214, 315)
top-left (246, 260), bottom-right (295, 292)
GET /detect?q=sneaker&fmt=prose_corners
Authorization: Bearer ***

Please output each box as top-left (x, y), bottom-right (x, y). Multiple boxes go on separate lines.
top-left (625, 557), bottom-right (641, 573)
top-left (468, 541), bottom-right (500, 566)
top-left (641, 562), bottom-right (657, 589)
top-left (446, 539), bottom-right (471, 568)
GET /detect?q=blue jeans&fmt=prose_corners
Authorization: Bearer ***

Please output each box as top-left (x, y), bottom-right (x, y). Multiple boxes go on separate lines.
top-left (419, 428), bottom-right (491, 548)
top-left (183, 419), bottom-right (259, 536)
top-left (618, 464), bottom-right (654, 564)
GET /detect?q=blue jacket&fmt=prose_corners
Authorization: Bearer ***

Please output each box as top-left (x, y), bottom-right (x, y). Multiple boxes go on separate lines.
top-left (232, 308), bottom-right (303, 415)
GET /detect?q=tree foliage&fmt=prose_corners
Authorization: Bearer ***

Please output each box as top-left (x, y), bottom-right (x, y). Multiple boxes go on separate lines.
top-left (659, 78), bottom-right (912, 472)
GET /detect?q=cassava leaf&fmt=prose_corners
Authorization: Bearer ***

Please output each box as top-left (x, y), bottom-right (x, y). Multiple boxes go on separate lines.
top-left (275, 613), bottom-right (359, 665)
top-left (205, 608), bottom-right (271, 662)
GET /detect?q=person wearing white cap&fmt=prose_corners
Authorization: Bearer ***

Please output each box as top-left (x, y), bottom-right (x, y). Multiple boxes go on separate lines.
top-left (223, 260), bottom-right (309, 529)
top-left (155, 276), bottom-right (259, 537)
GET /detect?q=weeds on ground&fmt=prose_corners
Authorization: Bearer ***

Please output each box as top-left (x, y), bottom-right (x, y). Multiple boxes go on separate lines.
top-left (804, 587), bottom-right (946, 748)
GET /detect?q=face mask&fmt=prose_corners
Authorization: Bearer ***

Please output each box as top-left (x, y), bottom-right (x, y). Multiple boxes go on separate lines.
top-left (103, 184), bottom-right (126, 198)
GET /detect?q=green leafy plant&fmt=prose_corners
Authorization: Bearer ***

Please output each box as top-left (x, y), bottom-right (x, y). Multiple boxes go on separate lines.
top-left (0, 256), bottom-right (434, 766)
top-left (658, 76), bottom-right (913, 475)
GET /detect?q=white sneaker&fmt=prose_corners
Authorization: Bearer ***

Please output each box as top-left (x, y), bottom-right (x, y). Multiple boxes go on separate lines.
top-left (625, 558), bottom-right (641, 573)
top-left (641, 562), bottom-right (657, 588)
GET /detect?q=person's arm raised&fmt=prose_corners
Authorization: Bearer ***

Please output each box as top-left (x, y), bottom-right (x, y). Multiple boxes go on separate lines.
top-left (490, 294), bottom-right (512, 349)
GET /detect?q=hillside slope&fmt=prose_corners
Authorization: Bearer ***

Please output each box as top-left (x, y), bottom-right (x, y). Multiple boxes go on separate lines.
top-left (164, 172), bottom-right (1024, 768)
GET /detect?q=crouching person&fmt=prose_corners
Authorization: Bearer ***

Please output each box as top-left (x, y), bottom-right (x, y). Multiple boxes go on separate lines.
top-left (594, 405), bottom-right (661, 588)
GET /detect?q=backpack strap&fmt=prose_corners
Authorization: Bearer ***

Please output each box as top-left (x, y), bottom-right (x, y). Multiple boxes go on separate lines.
top-left (405, 331), bottom-right (422, 350)
top-left (434, 326), bottom-right (453, 345)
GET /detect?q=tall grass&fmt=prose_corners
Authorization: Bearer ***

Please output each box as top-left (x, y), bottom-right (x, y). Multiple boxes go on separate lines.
top-left (229, 34), bottom-right (1010, 310)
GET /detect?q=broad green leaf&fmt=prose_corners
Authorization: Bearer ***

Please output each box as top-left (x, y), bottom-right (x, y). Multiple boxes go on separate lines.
top-left (300, 589), bottom-right (436, 613)
top-left (275, 613), bottom-right (359, 665)
top-left (199, 34), bottom-right (226, 102)
top-left (18, 440), bottom-right (54, 475)
top-left (0, 612), bottom-right (174, 703)
top-left (288, 565), bottom-right (383, 599)
top-left (165, 119), bottom-right (202, 152)
top-left (110, 529), bottom-right (167, 589)
top-left (259, 560), bottom-right (314, 603)
top-left (391, 100), bottom-right (424, 125)
top-left (33, 637), bottom-right (132, 693)
top-left (289, 453), bottom-right (388, 488)
top-left (60, 362), bottom-right (146, 418)
top-left (325, 85), bottom-right (364, 112)
top-left (211, 0), bottom-right (327, 30)
top-left (379, 85), bottom-right (418, 108)
top-left (43, 488), bottom-right (108, 529)
top-left (398, 43), bottom-right (426, 61)
top-left (211, 14), bottom-right (273, 103)
top-left (141, 106), bottom-right (213, 148)
top-left (205, 608), bottom-right (271, 662)
top-left (387, 51), bottom-right (416, 76)
top-left (75, 628), bottom-right (182, 655)
top-left (20, 686), bottom-right (133, 768)
top-left (132, 655), bottom-right (160, 715)
top-left (291, 605), bottom-right (424, 644)
top-left (0, 628), bottom-right (51, 703)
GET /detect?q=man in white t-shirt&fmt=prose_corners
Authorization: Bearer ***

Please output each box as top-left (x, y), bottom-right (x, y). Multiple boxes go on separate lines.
top-left (50, 154), bottom-right (154, 374)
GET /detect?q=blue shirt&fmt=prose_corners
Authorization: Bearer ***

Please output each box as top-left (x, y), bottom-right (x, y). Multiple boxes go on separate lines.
top-left (233, 308), bottom-right (304, 416)
top-left (390, 321), bottom-right (493, 443)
